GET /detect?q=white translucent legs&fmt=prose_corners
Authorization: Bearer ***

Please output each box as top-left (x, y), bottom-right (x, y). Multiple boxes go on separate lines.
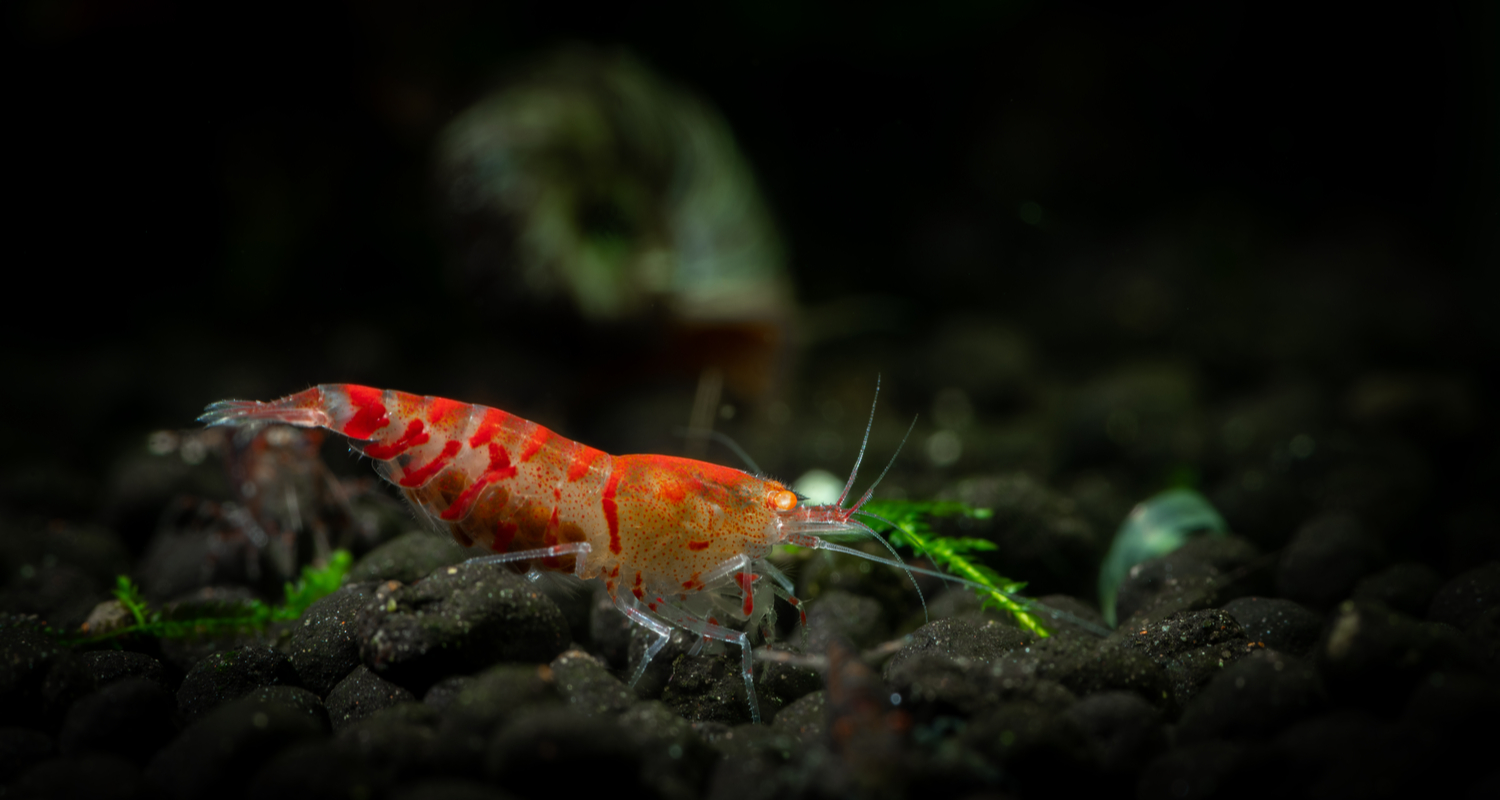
top-left (609, 553), bottom-right (766, 724)
top-left (463, 543), bottom-right (767, 723)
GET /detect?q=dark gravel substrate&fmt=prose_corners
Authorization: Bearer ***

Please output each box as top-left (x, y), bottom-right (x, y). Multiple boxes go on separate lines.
top-left (5, 521), bottom-right (1500, 798)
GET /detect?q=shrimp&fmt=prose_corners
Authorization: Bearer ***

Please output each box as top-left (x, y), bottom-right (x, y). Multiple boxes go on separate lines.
top-left (200, 383), bottom-right (907, 723)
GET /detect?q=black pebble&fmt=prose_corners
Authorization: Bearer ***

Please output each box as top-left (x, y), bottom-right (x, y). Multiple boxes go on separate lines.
top-left (1275, 513), bottom-right (1385, 609)
top-left (1352, 561), bottom-right (1444, 618)
top-left (1175, 649), bottom-right (1324, 741)
top-left (43, 649), bottom-right (170, 721)
top-left (176, 645), bottom-right (300, 722)
top-left (1062, 690), bottom-right (1166, 776)
top-left (355, 566), bottom-right (569, 694)
top-left (58, 676), bottom-right (177, 764)
top-left (1221, 596), bottom-right (1323, 657)
top-left (0, 726), bottom-right (53, 784)
top-left (145, 691), bottom-right (331, 800)
top-left (326, 664), bottom-right (416, 731)
top-left (1427, 561), bottom-right (1500, 631)
top-left (11, 753), bottom-right (147, 800)
top-left (0, 614), bottom-right (68, 728)
top-left (288, 582), bottom-right (377, 697)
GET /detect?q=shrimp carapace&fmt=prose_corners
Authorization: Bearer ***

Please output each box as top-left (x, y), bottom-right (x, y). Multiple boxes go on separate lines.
top-left (201, 383), bottom-right (887, 722)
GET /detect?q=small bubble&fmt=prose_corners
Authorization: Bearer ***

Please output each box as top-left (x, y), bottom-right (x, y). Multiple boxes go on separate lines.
top-left (180, 437), bottom-right (208, 465)
top-left (719, 404), bottom-right (736, 420)
top-left (926, 430), bottom-right (962, 467)
top-left (146, 431), bottom-right (178, 456)
top-left (1289, 433), bottom-right (1315, 459)
top-left (889, 692), bottom-right (902, 706)
top-left (1018, 201), bottom-right (1043, 226)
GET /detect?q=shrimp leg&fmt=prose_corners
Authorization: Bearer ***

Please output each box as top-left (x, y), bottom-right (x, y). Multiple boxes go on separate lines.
top-left (648, 600), bottom-right (760, 724)
top-left (464, 542), bottom-right (593, 577)
top-left (611, 592), bottom-right (677, 687)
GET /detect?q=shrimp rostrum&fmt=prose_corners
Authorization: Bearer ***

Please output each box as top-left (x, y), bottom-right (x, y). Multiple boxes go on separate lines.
top-left (201, 383), bottom-right (1029, 722)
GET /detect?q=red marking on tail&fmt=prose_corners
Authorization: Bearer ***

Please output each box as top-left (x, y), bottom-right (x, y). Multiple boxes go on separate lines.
top-left (364, 419), bottom-right (430, 459)
top-left (602, 473), bottom-right (622, 554)
top-left (520, 426), bottom-right (554, 463)
top-left (568, 447), bottom-right (602, 481)
top-left (343, 386), bottom-right (390, 439)
top-left (468, 408), bottom-right (508, 448)
top-left (425, 396), bottom-right (466, 427)
top-left (398, 440), bottom-right (462, 487)
top-left (687, 540), bottom-right (709, 552)
top-left (439, 443), bottom-right (517, 520)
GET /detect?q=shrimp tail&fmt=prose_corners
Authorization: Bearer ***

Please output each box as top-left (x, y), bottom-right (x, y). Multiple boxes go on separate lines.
top-left (199, 387), bottom-right (333, 430)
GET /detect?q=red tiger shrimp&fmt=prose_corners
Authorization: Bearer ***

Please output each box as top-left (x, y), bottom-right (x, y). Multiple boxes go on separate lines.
top-left (201, 382), bottom-right (920, 722)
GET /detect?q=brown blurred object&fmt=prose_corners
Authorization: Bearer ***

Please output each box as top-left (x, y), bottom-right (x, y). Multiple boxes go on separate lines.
top-left (436, 45), bottom-right (793, 399)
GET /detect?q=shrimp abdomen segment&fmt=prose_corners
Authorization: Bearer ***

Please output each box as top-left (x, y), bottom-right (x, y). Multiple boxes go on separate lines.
top-left (203, 384), bottom-right (615, 571)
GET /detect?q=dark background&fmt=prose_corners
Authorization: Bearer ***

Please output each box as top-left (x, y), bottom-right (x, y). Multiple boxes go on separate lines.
top-left (6, 1), bottom-right (1497, 545)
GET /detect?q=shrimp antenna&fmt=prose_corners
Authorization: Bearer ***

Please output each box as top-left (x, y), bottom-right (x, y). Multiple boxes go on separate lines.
top-left (836, 375), bottom-right (881, 509)
top-left (834, 404), bottom-right (931, 621)
top-left (847, 414), bottom-right (917, 514)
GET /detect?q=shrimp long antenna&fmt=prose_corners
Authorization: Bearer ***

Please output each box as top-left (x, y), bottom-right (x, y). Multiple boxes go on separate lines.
top-left (833, 518), bottom-right (930, 624)
top-left (810, 540), bottom-right (1112, 637)
top-left (848, 415), bottom-right (917, 513)
top-left (836, 375), bottom-right (881, 509)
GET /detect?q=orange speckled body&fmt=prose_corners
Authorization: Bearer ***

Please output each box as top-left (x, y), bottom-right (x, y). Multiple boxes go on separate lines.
top-left (202, 385), bottom-right (799, 607)
top-left (202, 384), bottom-right (853, 723)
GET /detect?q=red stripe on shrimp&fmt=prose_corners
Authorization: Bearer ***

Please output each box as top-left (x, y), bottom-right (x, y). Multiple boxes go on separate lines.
top-left (398, 440), bottom-right (462, 488)
top-left (567, 446), bottom-right (602, 481)
top-left (519, 425), bottom-right (554, 463)
top-left (426, 396), bottom-right (466, 424)
top-left (342, 385), bottom-right (390, 439)
top-left (363, 419), bottom-right (429, 459)
top-left (439, 443), bottom-right (519, 520)
top-left (467, 407), bottom-right (509, 448)
top-left (602, 472), bottom-right (622, 554)
top-left (735, 573), bottom-right (756, 616)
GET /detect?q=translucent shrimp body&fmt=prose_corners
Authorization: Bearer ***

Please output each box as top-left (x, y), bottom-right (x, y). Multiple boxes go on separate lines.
top-left (201, 384), bottom-right (875, 722)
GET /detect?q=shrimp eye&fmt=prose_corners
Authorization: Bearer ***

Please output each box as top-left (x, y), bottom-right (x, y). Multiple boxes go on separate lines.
top-left (770, 490), bottom-right (798, 511)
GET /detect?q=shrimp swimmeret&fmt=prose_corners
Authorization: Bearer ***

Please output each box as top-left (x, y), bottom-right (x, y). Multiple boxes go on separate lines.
top-left (200, 382), bottom-right (1091, 722)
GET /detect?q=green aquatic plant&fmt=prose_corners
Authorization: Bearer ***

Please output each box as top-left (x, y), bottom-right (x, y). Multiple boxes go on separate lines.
top-left (1097, 488), bottom-right (1227, 626)
top-left (78, 550), bottom-right (352, 643)
top-left (856, 499), bottom-right (1051, 637)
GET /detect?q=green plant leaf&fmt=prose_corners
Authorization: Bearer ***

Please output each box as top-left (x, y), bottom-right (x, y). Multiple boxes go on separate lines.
top-left (71, 550), bottom-right (354, 645)
top-left (855, 499), bottom-right (1052, 637)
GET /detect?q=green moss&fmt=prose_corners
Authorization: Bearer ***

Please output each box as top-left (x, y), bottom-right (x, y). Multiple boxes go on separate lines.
top-left (72, 550), bottom-right (353, 644)
top-left (856, 499), bottom-right (1051, 637)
